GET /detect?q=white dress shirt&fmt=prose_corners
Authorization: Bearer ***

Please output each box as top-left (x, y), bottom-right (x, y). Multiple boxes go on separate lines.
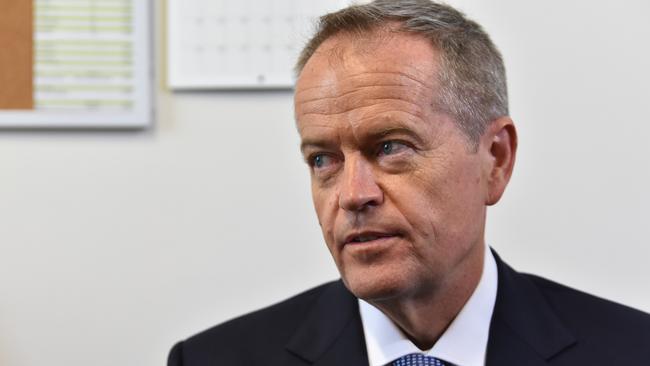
top-left (359, 244), bottom-right (498, 366)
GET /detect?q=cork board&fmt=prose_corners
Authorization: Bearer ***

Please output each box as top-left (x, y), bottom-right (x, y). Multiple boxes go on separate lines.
top-left (0, 0), bottom-right (152, 128)
top-left (0, 0), bottom-right (34, 110)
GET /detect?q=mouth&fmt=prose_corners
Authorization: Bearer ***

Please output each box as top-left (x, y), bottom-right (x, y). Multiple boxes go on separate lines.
top-left (343, 231), bottom-right (401, 245)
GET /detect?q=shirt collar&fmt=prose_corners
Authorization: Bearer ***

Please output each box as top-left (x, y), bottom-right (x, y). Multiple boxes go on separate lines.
top-left (359, 245), bottom-right (498, 366)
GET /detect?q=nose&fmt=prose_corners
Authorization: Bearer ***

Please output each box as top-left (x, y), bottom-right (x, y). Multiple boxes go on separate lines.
top-left (338, 155), bottom-right (384, 212)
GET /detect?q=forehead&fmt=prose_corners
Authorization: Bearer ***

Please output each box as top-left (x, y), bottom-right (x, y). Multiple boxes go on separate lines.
top-left (295, 31), bottom-right (439, 101)
top-left (294, 31), bottom-right (441, 138)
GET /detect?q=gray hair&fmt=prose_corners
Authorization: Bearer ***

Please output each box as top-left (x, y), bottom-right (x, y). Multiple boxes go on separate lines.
top-left (295, 0), bottom-right (508, 145)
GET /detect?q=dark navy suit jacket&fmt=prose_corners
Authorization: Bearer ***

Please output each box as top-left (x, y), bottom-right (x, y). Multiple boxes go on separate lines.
top-left (168, 252), bottom-right (650, 365)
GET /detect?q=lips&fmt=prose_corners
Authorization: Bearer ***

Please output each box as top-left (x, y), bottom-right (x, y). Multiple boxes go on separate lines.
top-left (343, 231), bottom-right (400, 245)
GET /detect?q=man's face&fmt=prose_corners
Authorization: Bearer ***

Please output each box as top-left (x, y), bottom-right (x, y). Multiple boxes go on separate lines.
top-left (294, 32), bottom-right (492, 302)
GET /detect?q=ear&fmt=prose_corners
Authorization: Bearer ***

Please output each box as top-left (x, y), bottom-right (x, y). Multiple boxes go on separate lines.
top-left (482, 117), bottom-right (517, 206)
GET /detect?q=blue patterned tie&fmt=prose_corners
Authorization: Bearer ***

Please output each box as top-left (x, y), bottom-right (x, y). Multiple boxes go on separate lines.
top-left (391, 353), bottom-right (450, 366)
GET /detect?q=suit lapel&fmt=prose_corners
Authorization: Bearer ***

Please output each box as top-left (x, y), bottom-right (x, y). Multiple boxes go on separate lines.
top-left (284, 253), bottom-right (577, 365)
top-left (486, 251), bottom-right (576, 365)
top-left (285, 280), bottom-right (369, 365)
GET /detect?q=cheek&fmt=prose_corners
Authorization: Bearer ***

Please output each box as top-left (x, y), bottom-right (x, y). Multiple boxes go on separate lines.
top-left (403, 181), bottom-right (441, 241)
top-left (424, 162), bottom-right (486, 243)
top-left (383, 170), bottom-right (441, 241)
top-left (396, 159), bottom-right (484, 242)
top-left (311, 184), bottom-right (339, 243)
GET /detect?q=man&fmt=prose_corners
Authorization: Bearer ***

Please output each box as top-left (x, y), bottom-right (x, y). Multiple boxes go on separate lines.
top-left (168, 1), bottom-right (650, 365)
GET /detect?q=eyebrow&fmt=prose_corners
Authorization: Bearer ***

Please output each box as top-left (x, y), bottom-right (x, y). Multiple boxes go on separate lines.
top-left (363, 125), bottom-right (427, 148)
top-left (300, 139), bottom-right (332, 154)
top-left (299, 126), bottom-right (425, 155)
top-left (372, 126), bottom-right (421, 139)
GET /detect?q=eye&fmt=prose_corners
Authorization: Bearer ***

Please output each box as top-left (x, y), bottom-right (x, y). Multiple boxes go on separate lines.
top-left (378, 141), bottom-right (409, 156)
top-left (310, 153), bottom-right (335, 169)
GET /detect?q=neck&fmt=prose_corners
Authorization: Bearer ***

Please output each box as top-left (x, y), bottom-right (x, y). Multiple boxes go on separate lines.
top-left (368, 243), bottom-right (485, 350)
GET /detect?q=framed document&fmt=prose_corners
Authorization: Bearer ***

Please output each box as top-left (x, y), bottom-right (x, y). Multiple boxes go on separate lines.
top-left (0, 0), bottom-right (153, 128)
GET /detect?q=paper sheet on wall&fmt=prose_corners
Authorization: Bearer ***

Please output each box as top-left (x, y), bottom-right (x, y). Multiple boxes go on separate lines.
top-left (0, 0), bottom-right (152, 128)
top-left (166, 0), bottom-right (350, 90)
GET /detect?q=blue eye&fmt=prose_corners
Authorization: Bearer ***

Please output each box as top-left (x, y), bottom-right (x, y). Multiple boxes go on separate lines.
top-left (382, 142), bottom-right (394, 155)
top-left (312, 154), bottom-right (331, 169)
top-left (313, 155), bottom-right (324, 168)
top-left (379, 141), bottom-right (407, 156)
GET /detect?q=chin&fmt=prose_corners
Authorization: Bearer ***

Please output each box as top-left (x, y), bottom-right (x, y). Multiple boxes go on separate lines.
top-left (341, 268), bottom-right (413, 302)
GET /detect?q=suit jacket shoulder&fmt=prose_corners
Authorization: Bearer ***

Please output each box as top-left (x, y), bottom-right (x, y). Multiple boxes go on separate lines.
top-left (169, 252), bottom-right (650, 366)
top-left (530, 273), bottom-right (650, 358)
top-left (488, 252), bottom-right (650, 365)
top-left (168, 280), bottom-right (368, 366)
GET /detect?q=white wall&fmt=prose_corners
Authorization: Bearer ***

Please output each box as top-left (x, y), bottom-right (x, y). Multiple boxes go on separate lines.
top-left (0, 1), bottom-right (648, 365)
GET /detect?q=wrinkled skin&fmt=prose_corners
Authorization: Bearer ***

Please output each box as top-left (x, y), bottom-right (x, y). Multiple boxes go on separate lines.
top-left (294, 30), bottom-right (516, 348)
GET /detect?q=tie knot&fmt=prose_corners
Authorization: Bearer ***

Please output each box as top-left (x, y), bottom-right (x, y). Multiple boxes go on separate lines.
top-left (391, 353), bottom-right (449, 366)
